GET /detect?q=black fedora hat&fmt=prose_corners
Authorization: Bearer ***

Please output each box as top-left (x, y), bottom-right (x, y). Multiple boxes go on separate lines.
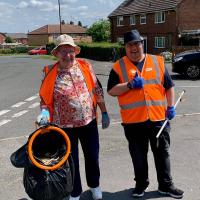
top-left (124, 29), bottom-right (144, 44)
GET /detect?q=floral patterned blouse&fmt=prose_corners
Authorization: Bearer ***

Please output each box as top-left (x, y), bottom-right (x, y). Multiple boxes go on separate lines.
top-left (53, 60), bottom-right (104, 128)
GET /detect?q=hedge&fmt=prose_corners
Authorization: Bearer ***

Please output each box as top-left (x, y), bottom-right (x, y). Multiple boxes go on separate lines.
top-left (0, 46), bottom-right (37, 54)
top-left (77, 42), bottom-right (125, 61)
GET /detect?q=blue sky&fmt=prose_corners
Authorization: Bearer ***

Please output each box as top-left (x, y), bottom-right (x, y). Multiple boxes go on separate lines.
top-left (0, 0), bottom-right (122, 33)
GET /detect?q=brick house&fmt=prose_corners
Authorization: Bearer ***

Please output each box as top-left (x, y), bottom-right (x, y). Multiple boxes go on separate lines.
top-left (6, 33), bottom-right (28, 45)
top-left (0, 33), bottom-right (6, 44)
top-left (108, 0), bottom-right (200, 54)
top-left (28, 24), bottom-right (91, 46)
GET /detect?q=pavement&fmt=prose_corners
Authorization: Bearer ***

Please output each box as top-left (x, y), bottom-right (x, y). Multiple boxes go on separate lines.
top-left (0, 56), bottom-right (200, 200)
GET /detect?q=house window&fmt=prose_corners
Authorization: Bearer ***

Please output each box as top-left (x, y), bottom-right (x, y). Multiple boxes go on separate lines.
top-left (155, 37), bottom-right (165, 48)
top-left (140, 14), bottom-right (146, 24)
top-left (117, 16), bottom-right (123, 26)
top-left (130, 15), bottom-right (136, 25)
top-left (155, 12), bottom-right (165, 23)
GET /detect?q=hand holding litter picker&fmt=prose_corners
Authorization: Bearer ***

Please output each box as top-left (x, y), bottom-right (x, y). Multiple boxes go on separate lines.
top-left (156, 90), bottom-right (186, 142)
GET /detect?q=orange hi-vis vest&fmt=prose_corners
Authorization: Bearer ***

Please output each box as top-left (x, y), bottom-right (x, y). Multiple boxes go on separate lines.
top-left (113, 54), bottom-right (166, 123)
top-left (39, 58), bottom-right (97, 122)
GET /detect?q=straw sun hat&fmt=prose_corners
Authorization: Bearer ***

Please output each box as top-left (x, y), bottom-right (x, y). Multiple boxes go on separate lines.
top-left (51, 34), bottom-right (80, 56)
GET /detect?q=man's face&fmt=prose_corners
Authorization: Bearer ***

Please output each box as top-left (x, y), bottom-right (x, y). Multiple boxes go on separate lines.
top-left (125, 41), bottom-right (144, 62)
top-left (56, 45), bottom-right (76, 66)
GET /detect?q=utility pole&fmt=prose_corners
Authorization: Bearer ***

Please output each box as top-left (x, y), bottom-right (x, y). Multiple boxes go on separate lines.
top-left (58, 0), bottom-right (62, 34)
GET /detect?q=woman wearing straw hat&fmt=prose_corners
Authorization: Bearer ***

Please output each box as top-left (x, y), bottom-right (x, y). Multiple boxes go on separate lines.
top-left (37, 34), bottom-right (110, 200)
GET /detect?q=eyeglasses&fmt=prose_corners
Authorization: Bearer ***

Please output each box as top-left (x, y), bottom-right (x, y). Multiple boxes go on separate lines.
top-left (58, 46), bottom-right (75, 55)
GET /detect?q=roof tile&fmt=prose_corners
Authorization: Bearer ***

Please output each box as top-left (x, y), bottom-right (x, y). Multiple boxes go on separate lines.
top-left (108, 0), bottom-right (183, 17)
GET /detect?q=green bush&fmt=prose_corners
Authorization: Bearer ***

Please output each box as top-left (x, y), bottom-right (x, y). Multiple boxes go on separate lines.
top-left (46, 43), bottom-right (56, 54)
top-left (77, 42), bottom-right (125, 61)
top-left (11, 46), bottom-right (29, 53)
top-left (0, 49), bottom-right (13, 54)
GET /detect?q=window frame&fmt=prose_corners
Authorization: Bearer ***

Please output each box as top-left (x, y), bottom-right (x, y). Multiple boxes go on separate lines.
top-left (155, 37), bottom-right (165, 48)
top-left (155, 11), bottom-right (165, 24)
top-left (140, 14), bottom-right (146, 24)
top-left (130, 15), bottom-right (136, 25)
top-left (117, 16), bottom-right (124, 26)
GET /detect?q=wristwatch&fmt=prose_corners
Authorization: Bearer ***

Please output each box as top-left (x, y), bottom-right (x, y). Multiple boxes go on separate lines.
top-left (127, 82), bottom-right (132, 89)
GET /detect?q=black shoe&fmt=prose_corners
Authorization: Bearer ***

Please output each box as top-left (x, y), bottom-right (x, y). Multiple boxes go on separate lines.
top-left (158, 185), bottom-right (184, 199)
top-left (132, 186), bottom-right (148, 198)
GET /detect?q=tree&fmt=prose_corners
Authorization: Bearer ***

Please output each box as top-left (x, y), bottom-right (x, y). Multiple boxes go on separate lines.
top-left (5, 36), bottom-right (13, 43)
top-left (86, 19), bottom-right (110, 42)
top-left (78, 21), bottom-right (82, 26)
top-left (61, 20), bottom-right (65, 25)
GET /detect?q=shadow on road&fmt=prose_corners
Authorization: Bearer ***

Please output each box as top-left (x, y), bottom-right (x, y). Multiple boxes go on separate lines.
top-left (81, 188), bottom-right (167, 200)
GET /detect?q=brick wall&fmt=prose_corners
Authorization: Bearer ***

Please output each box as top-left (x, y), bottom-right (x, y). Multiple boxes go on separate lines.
top-left (28, 34), bottom-right (92, 46)
top-left (0, 34), bottom-right (6, 44)
top-left (28, 35), bottom-right (49, 46)
top-left (178, 0), bottom-right (200, 31)
top-left (110, 10), bottom-right (178, 54)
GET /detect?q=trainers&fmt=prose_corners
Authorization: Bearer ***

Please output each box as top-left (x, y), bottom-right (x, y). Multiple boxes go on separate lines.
top-left (90, 186), bottom-right (102, 200)
top-left (69, 195), bottom-right (80, 200)
top-left (158, 185), bottom-right (184, 199)
top-left (132, 186), bottom-right (148, 198)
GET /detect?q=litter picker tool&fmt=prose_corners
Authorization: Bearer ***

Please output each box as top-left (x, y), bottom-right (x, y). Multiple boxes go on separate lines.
top-left (156, 90), bottom-right (186, 147)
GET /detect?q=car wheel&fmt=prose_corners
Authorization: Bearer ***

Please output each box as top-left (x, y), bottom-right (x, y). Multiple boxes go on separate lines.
top-left (185, 65), bottom-right (200, 79)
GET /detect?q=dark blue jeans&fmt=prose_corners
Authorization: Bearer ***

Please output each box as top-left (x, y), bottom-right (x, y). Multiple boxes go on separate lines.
top-left (123, 120), bottom-right (173, 189)
top-left (63, 119), bottom-right (100, 197)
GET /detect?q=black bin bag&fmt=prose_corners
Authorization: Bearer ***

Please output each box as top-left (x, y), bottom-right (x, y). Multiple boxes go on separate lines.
top-left (10, 126), bottom-right (74, 200)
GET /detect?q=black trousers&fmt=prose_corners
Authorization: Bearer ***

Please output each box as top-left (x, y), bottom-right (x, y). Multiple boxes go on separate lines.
top-left (123, 120), bottom-right (173, 189)
top-left (63, 119), bottom-right (100, 197)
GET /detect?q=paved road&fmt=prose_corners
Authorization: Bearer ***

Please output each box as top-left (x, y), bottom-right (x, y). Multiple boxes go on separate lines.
top-left (0, 55), bottom-right (200, 200)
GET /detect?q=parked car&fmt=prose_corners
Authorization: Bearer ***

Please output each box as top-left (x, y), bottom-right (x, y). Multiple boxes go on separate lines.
top-left (172, 49), bottom-right (200, 79)
top-left (28, 46), bottom-right (47, 55)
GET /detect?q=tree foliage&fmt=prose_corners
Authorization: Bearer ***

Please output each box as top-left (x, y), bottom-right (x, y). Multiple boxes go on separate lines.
top-left (78, 21), bottom-right (82, 26)
top-left (5, 36), bottom-right (13, 43)
top-left (86, 19), bottom-right (110, 42)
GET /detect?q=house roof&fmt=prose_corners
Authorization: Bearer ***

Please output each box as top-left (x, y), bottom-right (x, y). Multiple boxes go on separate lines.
top-left (6, 33), bottom-right (27, 39)
top-left (28, 24), bottom-right (87, 35)
top-left (0, 32), bottom-right (6, 37)
top-left (108, 0), bottom-right (183, 17)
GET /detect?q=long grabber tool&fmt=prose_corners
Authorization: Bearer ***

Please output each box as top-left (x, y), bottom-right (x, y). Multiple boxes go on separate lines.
top-left (156, 90), bottom-right (186, 147)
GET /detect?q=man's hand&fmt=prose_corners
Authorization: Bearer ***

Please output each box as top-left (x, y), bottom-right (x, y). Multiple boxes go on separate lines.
top-left (166, 106), bottom-right (176, 120)
top-left (101, 112), bottom-right (110, 129)
top-left (127, 72), bottom-right (144, 89)
top-left (37, 108), bottom-right (50, 125)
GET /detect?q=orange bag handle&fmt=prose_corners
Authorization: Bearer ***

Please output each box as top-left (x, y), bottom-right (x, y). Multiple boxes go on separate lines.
top-left (28, 126), bottom-right (71, 171)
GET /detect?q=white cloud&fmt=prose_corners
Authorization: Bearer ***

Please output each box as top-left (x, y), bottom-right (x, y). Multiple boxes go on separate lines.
top-left (16, 0), bottom-right (57, 12)
top-left (96, 0), bottom-right (120, 7)
top-left (60, 0), bottom-right (78, 4)
top-left (77, 6), bottom-right (88, 11)
top-left (0, 2), bottom-right (14, 18)
top-left (17, 1), bottom-right (28, 9)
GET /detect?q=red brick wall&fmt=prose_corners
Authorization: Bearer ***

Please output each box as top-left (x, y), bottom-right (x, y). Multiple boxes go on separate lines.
top-left (178, 0), bottom-right (200, 31)
top-left (110, 10), bottom-right (179, 54)
top-left (0, 34), bottom-right (6, 44)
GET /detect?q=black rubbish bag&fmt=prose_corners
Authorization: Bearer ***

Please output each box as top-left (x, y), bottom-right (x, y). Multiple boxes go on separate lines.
top-left (10, 127), bottom-right (74, 200)
top-left (10, 142), bottom-right (30, 168)
top-left (23, 155), bottom-right (74, 200)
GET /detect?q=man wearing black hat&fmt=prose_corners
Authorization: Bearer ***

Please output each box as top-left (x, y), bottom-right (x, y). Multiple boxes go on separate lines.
top-left (107, 29), bottom-right (184, 199)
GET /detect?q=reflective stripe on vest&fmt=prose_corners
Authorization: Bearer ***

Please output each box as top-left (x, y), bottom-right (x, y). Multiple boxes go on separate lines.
top-left (120, 99), bottom-right (165, 110)
top-left (114, 54), bottom-right (166, 123)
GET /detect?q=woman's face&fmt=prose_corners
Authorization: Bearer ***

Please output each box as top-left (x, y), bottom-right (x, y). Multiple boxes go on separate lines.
top-left (125, 41), bottom-right (144, 62)
top-left (56, 45), bottom-right (76, 67)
